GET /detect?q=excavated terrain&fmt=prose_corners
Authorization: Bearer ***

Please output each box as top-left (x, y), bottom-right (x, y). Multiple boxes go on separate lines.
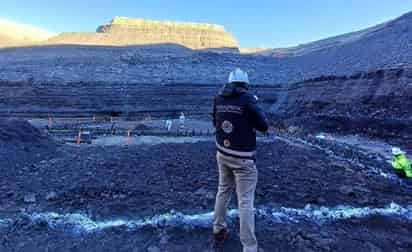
top-left (1, 11), bottom-right (412, 252)
top-left (0, 82), bottom-right (276, 119)
top-left (270, 67), bottom-right (412, 143)
top-left (1, 66), bottom-right (410, 142)
top-left (0, 120), bottom-right (412, 251)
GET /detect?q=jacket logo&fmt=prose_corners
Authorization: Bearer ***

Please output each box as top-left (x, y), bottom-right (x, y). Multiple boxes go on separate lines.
top-left (216, 105), bottom-right (243, 114)
top-left (224, 139), bottom-right (231, 148)
top-left (222, 120), bottom-right (233, 134)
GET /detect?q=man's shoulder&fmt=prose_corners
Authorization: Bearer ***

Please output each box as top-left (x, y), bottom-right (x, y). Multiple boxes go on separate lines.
top-left (214, 91), bottom-right (257, 105)
top-left (241, 92), bottom-right (259, 105)
top-left (214, 94), bottom-right (223, 104)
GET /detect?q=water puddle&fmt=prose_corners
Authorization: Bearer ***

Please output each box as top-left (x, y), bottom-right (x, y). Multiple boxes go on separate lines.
top-left (2, 203), bottom-right (411, 235)
top-left (76, 136), bottom-right (273, 146)
top-left (316, 134), bottom-right (395, 160)
top-left (275, 135), bottom-right (396, 179)
top-left (89, 136), bottom-right (213, 146)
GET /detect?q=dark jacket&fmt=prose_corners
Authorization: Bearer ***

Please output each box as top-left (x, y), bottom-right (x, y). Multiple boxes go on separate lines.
top-left (213, 83), bottom-right (269, 160)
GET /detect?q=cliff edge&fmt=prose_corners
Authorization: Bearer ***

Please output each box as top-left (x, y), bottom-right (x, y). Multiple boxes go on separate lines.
top-left (47, 17), bottom-right (239, 50)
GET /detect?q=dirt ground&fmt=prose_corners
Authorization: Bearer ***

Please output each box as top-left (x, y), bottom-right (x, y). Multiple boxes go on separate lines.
top-left (1, 120), bottom-right (412, 251)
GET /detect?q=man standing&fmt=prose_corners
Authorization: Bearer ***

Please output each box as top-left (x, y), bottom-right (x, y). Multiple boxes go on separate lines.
top-left (165, 119), bottom-right (173, 132)
top-left (212, 68), bottom-right (268, 252)
top-left (179, 112), bottom-right (186, 130)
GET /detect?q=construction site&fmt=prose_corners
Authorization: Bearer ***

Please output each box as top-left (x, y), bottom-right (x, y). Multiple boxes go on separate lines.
top-left (1, 101), bottom-right (412, 251)
top-left (1, 8), bottom-right (412, 252)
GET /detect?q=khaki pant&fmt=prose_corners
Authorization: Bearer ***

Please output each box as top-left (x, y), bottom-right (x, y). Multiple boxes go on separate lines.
top-left (213, 152), bottom-right (258, 252)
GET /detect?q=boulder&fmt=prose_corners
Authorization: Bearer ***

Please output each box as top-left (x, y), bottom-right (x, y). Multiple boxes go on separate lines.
top-left (24, 193), bottom-right (36, 203)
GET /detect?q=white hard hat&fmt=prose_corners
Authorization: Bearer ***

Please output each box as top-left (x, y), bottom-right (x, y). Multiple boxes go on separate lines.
top-left (392, 147), bottom-right (404, 156)
top-left (228, 68), bottom-right (249, 84)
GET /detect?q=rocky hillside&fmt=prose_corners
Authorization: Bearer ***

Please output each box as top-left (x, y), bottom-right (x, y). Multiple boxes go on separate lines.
top-left (267, 11), bottom-right (412, 58)
top-left (0, 18), bottom-right (55, 47)
top-left (0, 44), bottom-right (281, 84)
top-left (270, 67), bottom-right (412, 140)
top-left (0, 35), bottom-right (16, 46)
top-left (0, 79), bottom-right (277, 119)
top-left (239, 47), bottom-right (272, 55)
top-left (47, 17), bottom-right (238, 50)
top-left (1, 12), bottom-right (412, 84)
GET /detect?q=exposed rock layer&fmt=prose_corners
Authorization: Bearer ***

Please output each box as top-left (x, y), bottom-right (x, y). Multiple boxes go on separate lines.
top-left (47, 17), bottom-right (238, 50)
top-left (270, 67), bottom-right (412, 140)
top-left (0, 81), bottom-right (276, 120)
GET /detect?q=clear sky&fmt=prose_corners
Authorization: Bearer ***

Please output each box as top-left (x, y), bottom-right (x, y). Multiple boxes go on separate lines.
top-left (2, 0), bottom-right (412, 48)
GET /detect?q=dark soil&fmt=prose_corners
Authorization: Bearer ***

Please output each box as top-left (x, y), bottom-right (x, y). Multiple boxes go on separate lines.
top-left (1, 132), bottom-right (411, 251)
top-left (0, 119), bottom-right (57, 170)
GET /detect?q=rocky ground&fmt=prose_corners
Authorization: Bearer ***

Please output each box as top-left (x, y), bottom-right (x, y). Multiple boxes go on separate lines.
top-left (270, 67), bottom-right (412, 144)
top-left (1, 10), bottom-right (411, 252)
top-left (0, 119), bottom-right (56, 171)
top-left (0, 120), bottom-right (411, 251)
top-left (0, 82), bottom-right (276, 120)
top-left (1, 66), bottom-right (411, 145)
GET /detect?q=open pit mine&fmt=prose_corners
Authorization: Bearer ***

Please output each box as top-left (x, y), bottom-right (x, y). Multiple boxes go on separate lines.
top-left (0, 12), bottom-right (412, 251)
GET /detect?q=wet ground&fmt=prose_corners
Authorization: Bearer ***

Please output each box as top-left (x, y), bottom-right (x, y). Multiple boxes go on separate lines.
top-left (29, 118), bottom-right (215, 134)
top-left (1, 127), bottom-right (412, 251)
top-left (91, 135), bottom-right (212, 146)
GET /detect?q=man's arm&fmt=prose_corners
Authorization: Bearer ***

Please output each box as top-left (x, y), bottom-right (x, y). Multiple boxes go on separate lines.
top-left (392, 159), bottom-right (400, 169)
top-left (400, 157), bottom-right (412, 177)
top-left (246, 95), bottom-right (269, 132)
top-left (404, 166), bottom-right (412, 177)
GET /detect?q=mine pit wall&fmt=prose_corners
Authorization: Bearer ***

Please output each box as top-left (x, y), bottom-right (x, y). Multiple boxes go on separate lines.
top-left (270, 68), bottom-right (412, 144)
top-left (0, 82), bottom-right (277, 120)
